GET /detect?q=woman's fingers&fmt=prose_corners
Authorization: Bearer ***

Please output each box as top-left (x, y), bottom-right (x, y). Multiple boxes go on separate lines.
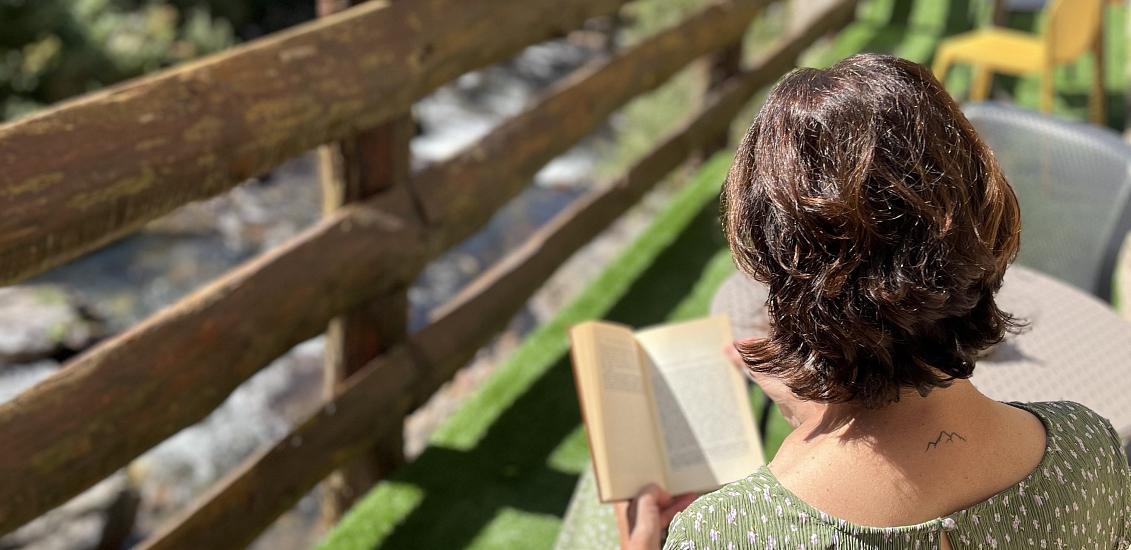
top-left (613, 499), bottom-right (632, 548)
top-left (631, 485), bottom-right (695, 536)
top-left (659, 492), bottom-right (699, 526)
top-left (617, 484), bottom-right (669, 535)
top-left (614, 484), bottom-right (671, 548)
top-left (632, 484), bottom-right (670, 531)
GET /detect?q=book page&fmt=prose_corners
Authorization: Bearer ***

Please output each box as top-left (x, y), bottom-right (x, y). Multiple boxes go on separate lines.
top-left (634, 315), bottom-right (764, 495)
top-left (569, 322), bottom-right (667, 501)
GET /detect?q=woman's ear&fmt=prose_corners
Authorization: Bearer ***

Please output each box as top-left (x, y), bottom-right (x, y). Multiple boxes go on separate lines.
top-left (723, 341), bottom-right (756, 383)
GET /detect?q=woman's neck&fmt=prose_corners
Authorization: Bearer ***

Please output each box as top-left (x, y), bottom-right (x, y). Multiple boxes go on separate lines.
top-left (764, 378), bottom-right (1048, 528)
top-left (784, 380), bottom-right (992, 443)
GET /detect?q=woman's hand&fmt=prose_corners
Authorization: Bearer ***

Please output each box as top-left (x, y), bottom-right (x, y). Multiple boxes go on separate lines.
top-left (615, 484), bottom-right (697, 550)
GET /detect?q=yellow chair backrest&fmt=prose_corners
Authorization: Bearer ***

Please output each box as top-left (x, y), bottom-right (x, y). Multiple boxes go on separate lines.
top-left (1045, 0), bottom-right (1104, 63)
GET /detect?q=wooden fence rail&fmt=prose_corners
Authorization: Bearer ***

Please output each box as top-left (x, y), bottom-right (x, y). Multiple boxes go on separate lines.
top-left (0, 0), bottom-right (857, 544)
top-left (409, 0), bottom-right (769, 248)
top-left (140, 1), bottom-right (854, 546)
top-left (0, 0), bottom-right (631, 285)
top-left (0, 0), bottom-right (772, 532)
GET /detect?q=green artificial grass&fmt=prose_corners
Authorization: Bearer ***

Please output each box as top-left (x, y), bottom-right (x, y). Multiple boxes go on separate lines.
top-left (936, 4), bottom-right (1127, 130)
top-left (319, 2), bottom-right (1130, 548)
top-left (319, 154), bottom-right (755, 550)
top-left (815, 0), bottom-right (1127, 129)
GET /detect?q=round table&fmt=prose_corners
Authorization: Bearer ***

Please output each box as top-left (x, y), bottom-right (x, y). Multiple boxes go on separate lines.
top-left (711, 265), bottom-right (1131, 439)
top-left (557, 266), bottom-right (1131, 549)
top-left (972, 265), bottom-right (1131, 438)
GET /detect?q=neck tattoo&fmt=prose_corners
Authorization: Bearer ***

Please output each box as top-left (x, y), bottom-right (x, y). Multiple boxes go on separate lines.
top-left (925, 430), bottom-right (967, 452)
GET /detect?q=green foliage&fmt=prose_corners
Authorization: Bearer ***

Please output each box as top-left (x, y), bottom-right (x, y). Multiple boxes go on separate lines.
top-left (0, 0), bottom-right (234, 120)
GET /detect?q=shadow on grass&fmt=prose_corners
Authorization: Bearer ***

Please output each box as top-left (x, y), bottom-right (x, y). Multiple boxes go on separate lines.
top-left (886, 0), bottom-right (973, 34)
top-left (376, 198), bottom-right (728, 549)
top-left (858, 26), bottom-right (911, 56)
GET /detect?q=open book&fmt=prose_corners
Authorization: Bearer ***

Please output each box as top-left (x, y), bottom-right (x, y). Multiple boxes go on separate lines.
top-left (568, 315), bottom-right (764, 502)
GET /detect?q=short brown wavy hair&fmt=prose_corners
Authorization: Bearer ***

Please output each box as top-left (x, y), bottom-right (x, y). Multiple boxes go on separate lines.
top-left (723, 54), bottom-right (1021, 407)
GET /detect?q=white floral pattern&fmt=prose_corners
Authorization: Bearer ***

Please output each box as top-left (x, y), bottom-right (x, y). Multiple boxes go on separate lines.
top-left (664, 402), bottom-right (1131, 550)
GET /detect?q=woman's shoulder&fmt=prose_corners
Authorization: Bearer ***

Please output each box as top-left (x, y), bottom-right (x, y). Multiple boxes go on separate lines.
top-left (663, 401), bottom-right (1129, 549)
top-left (1015, 400), bottom-right (1122, 447)
top-left (665, 468), bottom-right (820, 549)
top-left (1010, 400), bottom-right (1128, 472)
top-left (1018, 399), bottom-right (1108, 423)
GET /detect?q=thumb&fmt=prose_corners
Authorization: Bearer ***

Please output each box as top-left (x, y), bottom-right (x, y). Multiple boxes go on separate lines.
top-left (630, 484), bottom-right (668, 534)
top-left (659, 492), bottom-right (699, 526)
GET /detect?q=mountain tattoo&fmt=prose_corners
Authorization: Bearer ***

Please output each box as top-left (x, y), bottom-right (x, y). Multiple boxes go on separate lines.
top-left (925, 431), bottom-right (967, 452)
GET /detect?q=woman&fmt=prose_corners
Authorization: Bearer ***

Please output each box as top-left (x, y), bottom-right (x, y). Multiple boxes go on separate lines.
top-left (618, 54), bottom-right (1131, 549)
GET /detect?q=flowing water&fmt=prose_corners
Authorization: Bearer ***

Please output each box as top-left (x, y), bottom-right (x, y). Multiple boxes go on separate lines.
top-left (1, 35), bottom-right (616, 549)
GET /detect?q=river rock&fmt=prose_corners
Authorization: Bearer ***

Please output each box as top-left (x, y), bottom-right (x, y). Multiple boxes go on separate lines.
top-left (0, 286), bottom-right (104, 365)
top-left (0, 470), bottom-right (139, 550)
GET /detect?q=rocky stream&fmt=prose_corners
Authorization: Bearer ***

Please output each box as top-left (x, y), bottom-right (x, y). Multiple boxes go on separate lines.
top-left (0, 26), bottom-right (686, 550)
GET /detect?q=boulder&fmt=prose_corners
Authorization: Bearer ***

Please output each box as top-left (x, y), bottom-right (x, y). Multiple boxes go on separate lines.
top-left (0, 286), bottom-right (104, 365)
top-left (0, 471), bottom-right (139, 550)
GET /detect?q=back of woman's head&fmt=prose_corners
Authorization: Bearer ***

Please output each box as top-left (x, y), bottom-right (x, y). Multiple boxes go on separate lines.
top-left (724, 53), bottom-right (1021, 408)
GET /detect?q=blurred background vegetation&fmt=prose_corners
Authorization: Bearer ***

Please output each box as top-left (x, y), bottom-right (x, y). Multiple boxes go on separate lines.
top-left (0, 0), bottom-right (314, 120)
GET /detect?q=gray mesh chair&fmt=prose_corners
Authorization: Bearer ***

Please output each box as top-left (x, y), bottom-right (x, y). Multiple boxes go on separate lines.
top-left (964, 102), bottom-right (1131, 302)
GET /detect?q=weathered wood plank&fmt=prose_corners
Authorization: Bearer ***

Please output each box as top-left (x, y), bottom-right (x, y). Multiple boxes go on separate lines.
top-left (0, 191), bottom-right (427, 535)
top-left (0, 0), bottom-right (631, 285)
top-left (0, 0), bottom-right (856, 535)
top-left (0, 0), bottom-right (722, 530)
top-left (137, 3), bottom-right (855, 545)
top-left (420, 0), bottom-right (858, 380)
top-left (411, 0), bottom-right (772, 250)
top-left (705, 42), bottom-right (744, 154)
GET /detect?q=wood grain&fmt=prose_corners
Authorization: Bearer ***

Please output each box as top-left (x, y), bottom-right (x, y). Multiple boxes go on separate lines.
top-left (0, 0), bottom-right (630, 284)
top-left (136, 3), bottom-right (855, 545)
top-left (0, 192), bottom-right (427, 535)
top-left (411, 0), bottom-right (772, 251)
top-left (0, 0), bottom-right (855, 537)
top-left (705, 42), bottom-right (744, 155)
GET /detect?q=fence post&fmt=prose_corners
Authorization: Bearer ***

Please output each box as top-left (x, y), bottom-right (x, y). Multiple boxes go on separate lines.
top-left (789, 0), bottom-right (842, 33)
top-left (704, 42), bottom-right (743, 155)
top-left (316, 0), bottom-right (414, 522)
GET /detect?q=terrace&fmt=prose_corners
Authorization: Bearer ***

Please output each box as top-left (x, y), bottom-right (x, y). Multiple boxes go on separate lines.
top-left (321, 1), bottom-right (1130, 548)
top-left (0, 1), bottom-right (1127, 549)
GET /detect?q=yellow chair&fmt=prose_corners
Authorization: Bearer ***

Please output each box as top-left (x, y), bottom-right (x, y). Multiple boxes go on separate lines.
top-left (932, 0), bottom-right (1106, 124)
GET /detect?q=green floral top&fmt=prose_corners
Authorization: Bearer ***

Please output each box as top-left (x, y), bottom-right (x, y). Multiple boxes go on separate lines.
top-left (665, 401), bottom-right (1131, 550)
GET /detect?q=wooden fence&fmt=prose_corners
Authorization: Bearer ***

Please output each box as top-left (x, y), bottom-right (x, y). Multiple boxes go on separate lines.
top-left (0, 0), bottom-right (856, 547)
